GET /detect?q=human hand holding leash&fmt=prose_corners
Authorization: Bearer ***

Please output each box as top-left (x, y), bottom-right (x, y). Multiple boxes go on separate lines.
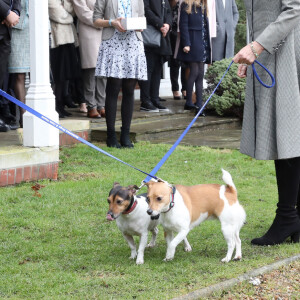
top-left (233, 41), bottom-right (264, 78)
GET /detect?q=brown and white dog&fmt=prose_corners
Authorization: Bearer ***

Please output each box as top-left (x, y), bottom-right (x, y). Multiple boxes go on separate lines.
top-left (106, 183), bottom-right (159, 264)
top-left (145, 169), bottom-right (246, 262)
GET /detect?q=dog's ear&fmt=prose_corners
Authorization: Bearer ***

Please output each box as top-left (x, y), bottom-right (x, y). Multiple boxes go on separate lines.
top-left (113, 182), bottom-right (120, 188)
top-left (127, 185), bottom-right (139, 195)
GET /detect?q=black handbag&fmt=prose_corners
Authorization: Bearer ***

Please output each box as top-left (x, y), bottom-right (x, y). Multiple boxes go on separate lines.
top-left (142, 24), bottom-right (161, 48)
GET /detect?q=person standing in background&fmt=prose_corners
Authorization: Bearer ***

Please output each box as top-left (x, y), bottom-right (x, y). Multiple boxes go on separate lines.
top-left (93, 0), bottom-right (147, 148)
top-left (176, 0), bottom-right (211, 113)
top-left (0, 0), bottom-right (21, 132)
top-left (72, 0), bottom-right (106, 119)
top-left (212, 0), bottom-right (238, 62)
top-left (168, 0), bottom-right (186, 100)
top-left (8, 0), bottom-right (29, 128)
top-left (48, 0), bottom-right (81, 118)
top-left (233, 1), bottom-right (300, 245)
top-left (139, 0), bottom-right (172, 113)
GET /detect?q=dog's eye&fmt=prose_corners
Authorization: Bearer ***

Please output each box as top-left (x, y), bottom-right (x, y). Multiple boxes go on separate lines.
top-left (116, 200), bottom-right (123, 205)
top-left (157, 197), bottom-right (162, 201)
top-left (146, 197), bottom-right (150, 203)
top-left (107, 199), bottom-right (111, 204)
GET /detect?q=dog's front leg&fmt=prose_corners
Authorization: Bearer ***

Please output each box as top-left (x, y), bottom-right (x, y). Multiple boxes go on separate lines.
top-left (164, 229), bottom-right (189, 261)
top-left (136, 233), bottom-right (148, 265)
top-left (122, 233), bottom-right (137, 259)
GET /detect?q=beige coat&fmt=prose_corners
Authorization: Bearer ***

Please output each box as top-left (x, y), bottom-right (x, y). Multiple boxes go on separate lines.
top-left (48, 0), bottom-right (79, 48)
top-left (93, 0), bottom-right (144, 41)
top-left (72, 0), bottom-right (103, 69)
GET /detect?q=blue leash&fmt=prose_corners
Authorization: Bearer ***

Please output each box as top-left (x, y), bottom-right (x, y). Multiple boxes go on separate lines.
top-left (0, 89), bottom-right (159, 181)
top-left (143, 59), bottom-right (275, 183)
top-left (0, 60), bottom-right (275, 183)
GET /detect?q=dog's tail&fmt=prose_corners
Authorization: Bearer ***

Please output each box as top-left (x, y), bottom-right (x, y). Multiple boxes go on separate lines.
top-left (221, 169), bottom-right (236, 192)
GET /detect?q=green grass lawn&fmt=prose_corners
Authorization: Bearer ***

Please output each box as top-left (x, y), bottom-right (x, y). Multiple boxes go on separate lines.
top-left (0, 142), bottom-right (299, 299)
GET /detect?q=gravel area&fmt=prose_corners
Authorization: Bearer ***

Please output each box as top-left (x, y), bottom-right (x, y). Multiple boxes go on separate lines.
top-left (209, 260), bottom-right (300, 299)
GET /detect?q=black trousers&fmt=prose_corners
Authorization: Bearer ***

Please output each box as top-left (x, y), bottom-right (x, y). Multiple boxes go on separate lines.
top-left (0, 35), bottom-right (11, 109)
top-left (139, 51), bottom-right (163, 104)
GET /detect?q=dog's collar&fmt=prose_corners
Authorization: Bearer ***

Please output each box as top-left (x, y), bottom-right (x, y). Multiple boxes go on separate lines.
top-left (122, 199), bottom-right (138, 215)
top-left (162, 185), bottom-right (176, 213)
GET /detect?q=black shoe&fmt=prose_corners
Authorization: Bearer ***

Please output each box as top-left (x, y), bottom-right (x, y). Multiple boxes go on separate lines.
top-left (8, 122), bottom-right (19, 130)
top-left (0, 118), bottom-right (10, 132)
top-left (140, 101), bottom-right (159, 112)
top-left (159, 97), bottom-right (167, 102)
top-left (184, 104), bottom-right (197, 111)
top-left (251, 215), bottom-right (300, 246)
top-left (152, 101), bottom-right (170, 112)
top-left (120, 127), bottom-right (134, 148)
top-left (106, 132), bottom-right (121, 148)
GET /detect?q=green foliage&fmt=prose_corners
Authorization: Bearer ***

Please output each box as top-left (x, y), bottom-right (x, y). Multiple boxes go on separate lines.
top-left (204, 58), bottom-right (246, 119)
top-left (235, 0), bottom-right (247, 53)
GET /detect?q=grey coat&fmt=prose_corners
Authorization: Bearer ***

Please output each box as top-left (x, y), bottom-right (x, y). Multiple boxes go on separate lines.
top-left (211, 0), bottom-right (239, 61)
top-left (93, 0), bottom-right (144, 41)
top-left (241, 0), bottom-right (300, 160)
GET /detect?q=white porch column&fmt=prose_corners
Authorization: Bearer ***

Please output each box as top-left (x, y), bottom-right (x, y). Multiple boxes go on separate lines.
top-left (23, 0), bottom-right (59, 147)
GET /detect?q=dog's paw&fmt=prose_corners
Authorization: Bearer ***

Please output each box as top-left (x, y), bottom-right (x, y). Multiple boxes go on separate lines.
top-left (129, 252), bottom-right (137, 260)
top-left (136, 258), bottom-right (144, 265)
top-left (147, 242), bottom-right (156, 248)
top-left (184, 245), bottom-right (192, 252)
top-left (233, 255), bottom-right (242, 261)
top-left (221, 257), bottom-right (231, 263)
top-left (163, 257), bottom-right (173, 262)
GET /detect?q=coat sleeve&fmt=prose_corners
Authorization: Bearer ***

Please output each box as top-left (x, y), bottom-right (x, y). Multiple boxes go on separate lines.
top-left (164, 0), bottom-right (172, 26)
top-left (48, 0), bottom-right (73, 24)
top-left (232, 0), bottom-right (239, 29)
top-left (138, 0), bottom-right (145, 17)
top-left (179, 3), bottom-right (190, 47)
top-left (144, 0), bottom-right (164, 30)
top-left (0, 1), bottom-right (11, 21)
top-left (93, 0), bottom-right (105, 22)
top-left (72, 0), bottom-right (95, 27)
top-left (256, 0), bottom-right (300, 54)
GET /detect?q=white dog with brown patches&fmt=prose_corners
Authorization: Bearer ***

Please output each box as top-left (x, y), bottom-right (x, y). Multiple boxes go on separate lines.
top-left (106, 183), bottom-right (160, 265)
top-left (145, 169), bottom-right (246, 262)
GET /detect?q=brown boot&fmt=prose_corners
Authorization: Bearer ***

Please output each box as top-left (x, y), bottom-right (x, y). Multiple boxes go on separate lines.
top-left (87, 108), bottom-right (101, 118)
top-left (98, 108), bottom-right (106, 118)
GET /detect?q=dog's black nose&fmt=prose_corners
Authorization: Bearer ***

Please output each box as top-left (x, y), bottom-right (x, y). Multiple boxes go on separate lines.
top-left (147, 208), bottom-right (153, 215)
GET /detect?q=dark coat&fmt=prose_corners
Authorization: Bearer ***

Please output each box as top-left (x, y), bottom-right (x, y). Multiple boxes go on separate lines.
top-left (176, 3), bottom-right (210, 63)
top-left (144, 0), bottom-right (172, 56)
top-left (0, 0), bottom-right (21, 38)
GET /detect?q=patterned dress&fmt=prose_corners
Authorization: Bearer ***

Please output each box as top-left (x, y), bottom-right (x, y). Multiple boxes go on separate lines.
top-left (95, 0), bottom-right (147, 80)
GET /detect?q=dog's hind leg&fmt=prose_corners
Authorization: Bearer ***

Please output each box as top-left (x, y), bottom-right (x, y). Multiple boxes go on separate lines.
top-left (233, 230), bottom-right (242, 261)
top-left (221, 224), bottom-right (235, 263)
top-left (136, 233), bottom-right (148, 264)
top-left (148, 227), bottom-right (159, 248)
top-left (122, 233), bottom-right (137, 260)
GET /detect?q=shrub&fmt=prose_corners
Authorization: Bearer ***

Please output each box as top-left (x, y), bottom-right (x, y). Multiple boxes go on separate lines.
top-left (204, 58), bottom-right (246, 119)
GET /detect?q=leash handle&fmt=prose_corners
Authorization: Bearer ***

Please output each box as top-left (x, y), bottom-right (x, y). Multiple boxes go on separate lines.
top-left (252, 59), bottom-right (275, 88)
top-left (0, 89), bottom-right (158, 181)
